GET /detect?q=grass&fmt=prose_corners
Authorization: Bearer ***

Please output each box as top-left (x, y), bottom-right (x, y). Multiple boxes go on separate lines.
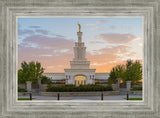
top-left (124, 98), bottom-right (142, 100)
top-left (18, 98), bottom-right (35, 100)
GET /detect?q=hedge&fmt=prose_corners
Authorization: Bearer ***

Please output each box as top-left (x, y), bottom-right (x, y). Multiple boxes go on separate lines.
top-left (18, 88), bottom-right (27, 92)
top-left (131, 87), bottom-right (142, 91)
top-left (46, 84), bottom-right (113, 92)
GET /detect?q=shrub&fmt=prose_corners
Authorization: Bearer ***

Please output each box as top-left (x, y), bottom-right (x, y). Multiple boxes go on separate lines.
top-left (18, 88), bottom-right (27, 92)
top-left (46, 84), bottom-right (113, 92)
top-left (41, 76), bottom-right (52, 84)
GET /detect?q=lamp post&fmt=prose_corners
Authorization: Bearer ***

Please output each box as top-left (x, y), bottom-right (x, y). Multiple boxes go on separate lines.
top-left (101, 86), bottom-right (104, 100)
top-left (57, 92), bottom-right (60, 100)
top-left (101, 92), bottom-right (103, 100)
top-left (126, 91), bottom-right (129, 100)
top-left (29, 92), bottom-right (32, 100)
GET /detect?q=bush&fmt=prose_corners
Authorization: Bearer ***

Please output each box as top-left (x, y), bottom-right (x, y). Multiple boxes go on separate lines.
top-left (18, 88), bottom-right (27, 92)
top-left (41, 76), bottom-right (52, 84)
top-left (131, 87), bottom-right (142, 91)
top-left (46, 84), bottom-right (113, 92)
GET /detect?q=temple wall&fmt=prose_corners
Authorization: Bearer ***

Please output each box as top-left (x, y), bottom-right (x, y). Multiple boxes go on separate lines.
top-left (95, 73), bottom-right (109, 80)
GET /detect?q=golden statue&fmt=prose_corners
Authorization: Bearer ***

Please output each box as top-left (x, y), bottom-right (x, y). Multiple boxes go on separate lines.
top-left (78, 24), bottom-right (81, 32)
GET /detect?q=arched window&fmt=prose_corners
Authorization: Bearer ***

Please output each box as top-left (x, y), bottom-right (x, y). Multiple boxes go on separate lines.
top-left (74, 75), bottom-right (86, 86)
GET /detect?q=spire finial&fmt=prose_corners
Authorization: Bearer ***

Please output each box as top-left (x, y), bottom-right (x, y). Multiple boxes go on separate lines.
top-left (78, 23), bottom-right (81, 32)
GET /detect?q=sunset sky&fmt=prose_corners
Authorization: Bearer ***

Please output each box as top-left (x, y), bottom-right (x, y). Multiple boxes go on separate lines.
top-left (18, 17), bottom-right (143, 73)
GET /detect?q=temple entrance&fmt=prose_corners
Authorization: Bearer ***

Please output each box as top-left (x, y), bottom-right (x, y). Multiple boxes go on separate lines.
top-left (74, 75), bottom-right (86, 86)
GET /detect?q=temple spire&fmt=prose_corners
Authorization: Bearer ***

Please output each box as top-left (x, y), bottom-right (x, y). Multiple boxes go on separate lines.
top-left (77, 24), bottom-right (82, 43)
top-left (69, 24), bottom-right (90, 69)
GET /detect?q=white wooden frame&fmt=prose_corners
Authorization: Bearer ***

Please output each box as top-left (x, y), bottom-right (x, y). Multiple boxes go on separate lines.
top-left (0, 0), bottom-right (159, 117)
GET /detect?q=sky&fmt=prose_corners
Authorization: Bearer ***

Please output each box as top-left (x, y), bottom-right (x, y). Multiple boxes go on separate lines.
top-left (18, 17), bottom-right (143, 73)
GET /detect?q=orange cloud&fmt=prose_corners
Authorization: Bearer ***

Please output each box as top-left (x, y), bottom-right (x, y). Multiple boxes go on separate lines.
top-left (18, 34), bottom-right (142, 73)
top-left (18, 34), bottom-right (74, 72)
top-left (86, 45), bottom-right (134, 72)
top-left (97, 33), bottom-right (139, 44)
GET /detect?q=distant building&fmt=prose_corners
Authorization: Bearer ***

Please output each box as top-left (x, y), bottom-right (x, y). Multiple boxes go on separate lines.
top-left (43, 25), bottom-right (109, 86)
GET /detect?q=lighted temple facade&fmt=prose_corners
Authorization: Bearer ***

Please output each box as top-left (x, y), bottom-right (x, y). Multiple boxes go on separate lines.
top-left (43, 24), bottom-right (109, 86)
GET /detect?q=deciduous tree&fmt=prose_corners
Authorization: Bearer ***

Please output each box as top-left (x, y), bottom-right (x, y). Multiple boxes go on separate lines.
top-left (108, 64), bottom-right (125, 84)
top-left (108, 59), bottom-right (142, 83)
top-left (122, 60), bottom-right (142, 82)
top-left (18, 61), bottom-right (44, 84)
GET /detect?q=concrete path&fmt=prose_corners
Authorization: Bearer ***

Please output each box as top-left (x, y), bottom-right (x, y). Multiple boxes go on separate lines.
top-left (18, 95), bottom-right (142, 101)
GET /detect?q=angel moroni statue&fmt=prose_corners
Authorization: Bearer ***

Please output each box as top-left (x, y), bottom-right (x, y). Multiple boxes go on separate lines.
top-left (78, 24), bottom-right (81, 32)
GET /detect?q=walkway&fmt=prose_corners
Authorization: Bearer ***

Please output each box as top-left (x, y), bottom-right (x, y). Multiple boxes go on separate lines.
top-left (18, 95), bottom-right (142, 101)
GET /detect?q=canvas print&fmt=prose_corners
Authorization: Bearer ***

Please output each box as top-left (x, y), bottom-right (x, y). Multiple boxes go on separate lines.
top-left (18, 17), bottom-right (143, 101)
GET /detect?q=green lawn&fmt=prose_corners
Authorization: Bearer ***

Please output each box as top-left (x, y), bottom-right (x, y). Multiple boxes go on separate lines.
top-left (18, 98), bottom-right (35, 100)
top-left (124, 98), bottom-right (142, 100)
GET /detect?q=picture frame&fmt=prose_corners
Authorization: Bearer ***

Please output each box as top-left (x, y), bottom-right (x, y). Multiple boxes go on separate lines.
top-left (0, 0), bottom-right (159, 117)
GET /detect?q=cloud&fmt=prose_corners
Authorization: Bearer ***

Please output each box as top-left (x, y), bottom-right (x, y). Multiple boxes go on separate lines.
top-left (100, 45), bottom-right (131, 55)
top-left (86, 45), bottom-right (137, 72)
top-left (86, 24), bottom-right (97, 26)
top-left (20, 35), bottom-right (74, 50)
top-left (87, 20), bottom-right (107, 30)
top-left (39, 54), bottom-right (53, 57)
top-left (18, 41), bottom-right (141, 73)
top-left (18, 44), bottom-right (73, 72)
top-left (91, 62), bottom-right (108, 66)
top-left (29, 26), bottom-right (41, 29)
top-left (138, 43), bottom-right (143, 46)
top-left (20, 26), bottom-right (50, 36)
top-left (96, 20), bottom-right (107, 24)
top-left (86, 20), bottom-right (107, 31)
top-left (109, 25), bottom-right (116, 29)
top-left (97, 33), bottom-right (139, 44)
top-left (18, 29), bottom-right (35, 36)
top-left (88, 45), bottom-right (131, 59)
top-left (18, 34), bottom-right (141, 73)
top-left (55, 34), bottom-right (66, 38)
top-left (89, 41), bottom-right (105, 44)
top-left (18, 34), bottom-right (75, 72)
top-left (89, 27), bottom-right (98, 31)
top-left (86, 20), bottom-right (107, 26)
top-left (35, 29), bottom-right (49, 35)
top-left (87, 46), bottom-right (122, 61)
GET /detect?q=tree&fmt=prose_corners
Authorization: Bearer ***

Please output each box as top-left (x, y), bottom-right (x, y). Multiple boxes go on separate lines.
top-left (108, 67), bottom-right (117, 84)
top-left (122, 60), bottom-right (142, 82)
top-left (18, 69), bottom-right (25, 84)
top-left (108, 59), bottom-right (142, 84)
top-left (40, 75), bottom-right (52, 84)
top-left (115, 65), bottom-right (125, 78)
top-left (132, 60), bottom-right (142, 82)
top-left (18, 61), bottom-right (44, 84)
top-left (108, 64), bottom-right (125, 84)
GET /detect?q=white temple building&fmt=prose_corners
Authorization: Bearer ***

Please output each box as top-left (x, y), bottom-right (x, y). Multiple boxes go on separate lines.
top-left (43, 24), bottom-right (109, 86)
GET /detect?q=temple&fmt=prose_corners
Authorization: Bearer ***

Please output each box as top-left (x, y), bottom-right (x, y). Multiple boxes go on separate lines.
top-left (43, 24), bottom-right (109, 86)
